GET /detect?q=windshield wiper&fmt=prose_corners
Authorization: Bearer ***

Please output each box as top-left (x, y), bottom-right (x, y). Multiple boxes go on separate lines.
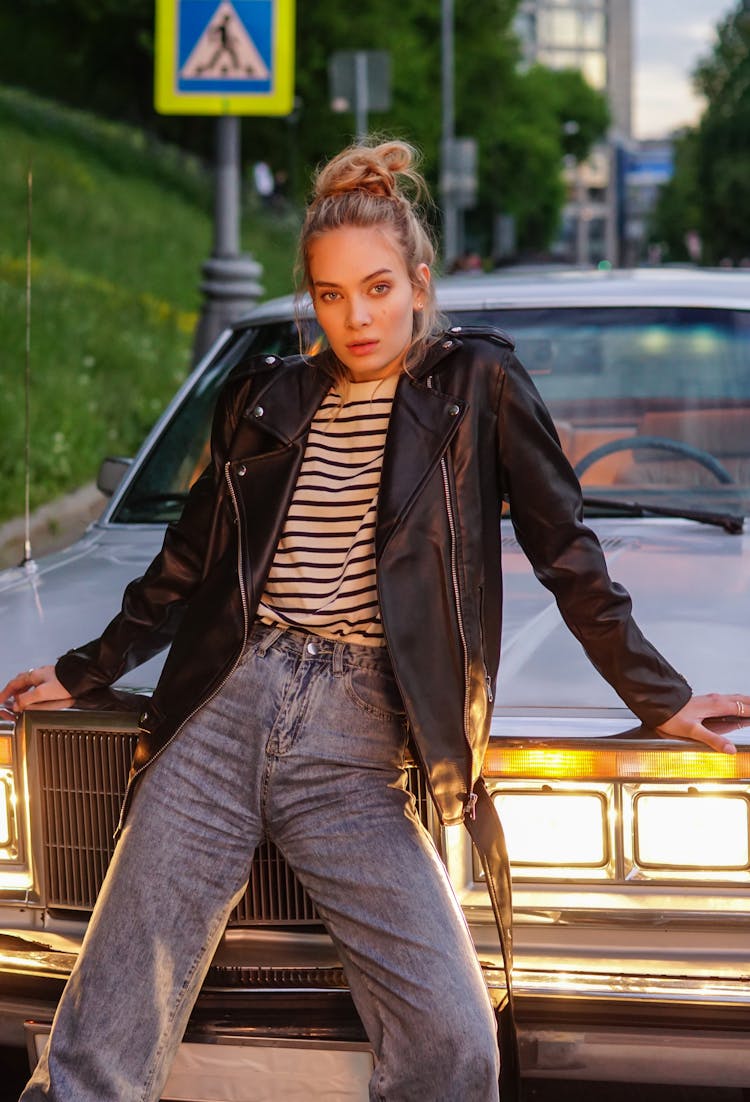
top-left (582, 495), bottom-right (745, 535)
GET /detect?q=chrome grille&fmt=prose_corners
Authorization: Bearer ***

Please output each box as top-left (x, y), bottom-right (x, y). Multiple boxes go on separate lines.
top-left (30, 718), bottom-right (428, 924)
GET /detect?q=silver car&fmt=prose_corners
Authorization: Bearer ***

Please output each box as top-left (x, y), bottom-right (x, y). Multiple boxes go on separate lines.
top-left (1, 268), bottom-right (749, 1096)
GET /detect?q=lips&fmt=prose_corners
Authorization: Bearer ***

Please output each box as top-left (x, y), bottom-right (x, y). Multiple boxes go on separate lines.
top-left (346, 339), bottom-right (379, 356)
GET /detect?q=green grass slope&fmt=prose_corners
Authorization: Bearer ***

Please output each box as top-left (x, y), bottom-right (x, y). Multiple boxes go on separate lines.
top-left (0, 86), bottom-right (298, 524)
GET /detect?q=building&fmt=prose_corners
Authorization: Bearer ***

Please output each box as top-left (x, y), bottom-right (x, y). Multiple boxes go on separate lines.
top-left (514, 0), bottom-right (633, 266)
top-left (622, 138), bottom-right (675, 265)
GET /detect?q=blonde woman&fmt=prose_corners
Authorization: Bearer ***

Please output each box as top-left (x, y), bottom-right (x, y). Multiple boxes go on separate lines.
top-left (7, 140), bottom-right (744, 1102)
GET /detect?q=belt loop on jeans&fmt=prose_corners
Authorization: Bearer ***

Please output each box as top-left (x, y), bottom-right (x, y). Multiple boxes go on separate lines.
top-left (332, 642), bottom-right (345, 676)
top-left (256, 624), bottom-right (287, 657)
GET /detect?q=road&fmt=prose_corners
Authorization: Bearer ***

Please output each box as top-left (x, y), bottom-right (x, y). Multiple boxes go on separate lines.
top-left (2, 1045), bottom-right (745, 1102)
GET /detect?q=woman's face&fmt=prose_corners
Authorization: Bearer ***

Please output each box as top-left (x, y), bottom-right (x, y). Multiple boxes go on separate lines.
top-left (308, 224), bottom-right (429, 382)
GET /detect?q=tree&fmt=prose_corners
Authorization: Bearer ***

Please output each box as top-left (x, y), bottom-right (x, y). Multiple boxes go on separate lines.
top-left (649, 130), bottom-right (701, 263)
top-left (650, 2), bottom-right (750, 265)
top-left (0, 0), bottom-right (609, 257)
top-left (693, 1), bottom-right (750, 263)
top-left (473, 64), bottom-right (610, 254)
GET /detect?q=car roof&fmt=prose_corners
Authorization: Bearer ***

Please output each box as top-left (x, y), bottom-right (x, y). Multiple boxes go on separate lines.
top-left (236, 267), bottom-right (750, 328)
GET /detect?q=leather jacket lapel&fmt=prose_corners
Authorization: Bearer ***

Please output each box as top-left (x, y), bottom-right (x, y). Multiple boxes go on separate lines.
top-left (376, 373), bottom-right (466, 559)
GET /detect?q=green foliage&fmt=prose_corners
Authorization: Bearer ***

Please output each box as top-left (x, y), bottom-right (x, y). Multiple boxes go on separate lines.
top-left (0, 88), bottom-right (298, 523)
top-left (473, 64), bottom-right (609, 252)
top-left (693, 2), bottom-right (750, 263)
top-left (650, 2), bottom-right (750, 264)
top-left (1, 0), bottom-right (609, 257)
top-left (649, 131), bottom-right (701, 262)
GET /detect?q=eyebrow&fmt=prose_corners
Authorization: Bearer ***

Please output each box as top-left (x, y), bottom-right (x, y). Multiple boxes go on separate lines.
top-left (312, 267), bottom-right (393, 288)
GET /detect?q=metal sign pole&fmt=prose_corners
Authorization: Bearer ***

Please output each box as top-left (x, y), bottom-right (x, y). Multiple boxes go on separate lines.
top-left (192, 117), bottom-right (263, 364)
top-left (441, 0), bottom-right (459, 268)
top-left (215, 116), bottom-right (240, 255)
top-left (154, 0), bottom-right (295, 364)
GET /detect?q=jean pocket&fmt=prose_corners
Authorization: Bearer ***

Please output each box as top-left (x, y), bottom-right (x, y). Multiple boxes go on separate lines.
top-left (344, 664), bottom-right (406, 722)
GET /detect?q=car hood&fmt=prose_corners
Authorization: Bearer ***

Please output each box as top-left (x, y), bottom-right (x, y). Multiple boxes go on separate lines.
top-left (496, 517), bottom-right (750, 712)
top-left (0, 526), bottom-right (168, 691)
top-left (0, 518), bottom-right (747, 712)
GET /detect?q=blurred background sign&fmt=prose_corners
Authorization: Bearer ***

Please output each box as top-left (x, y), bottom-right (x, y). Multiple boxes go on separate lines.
top-left (155, 0), bottom-right (295, 116)
top-left (440, 136), bottom-right (478, 210)
top-left (329, 50), bottom-right (391, 140)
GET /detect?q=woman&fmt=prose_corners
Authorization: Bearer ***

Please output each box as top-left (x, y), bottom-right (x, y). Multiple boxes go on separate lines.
top-left (5, 140), bottom-right (745, 1102)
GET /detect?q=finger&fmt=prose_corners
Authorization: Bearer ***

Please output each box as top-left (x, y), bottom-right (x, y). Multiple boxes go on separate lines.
top-left (12, 682), bottom-right (61, 711)
top-left (0, 670), bottom-right (37, 705)
top-left (0, 672), bottom-right (36, 700)
top-left (687, 722), bottom-right (737, 754)
top-left (709, 694), bottom-right (750, 718)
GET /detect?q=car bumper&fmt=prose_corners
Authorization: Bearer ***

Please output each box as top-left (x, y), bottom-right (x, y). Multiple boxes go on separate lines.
top-left (3, 929), bottom-right (750, 1090)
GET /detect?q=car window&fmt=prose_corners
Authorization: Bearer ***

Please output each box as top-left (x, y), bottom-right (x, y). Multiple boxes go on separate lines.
top-left (112, 321), bottom-right (307, 524)
top-left (453, 306), bottom-right (750, 517)
top-left (113, 305), bottom-right (750, 524)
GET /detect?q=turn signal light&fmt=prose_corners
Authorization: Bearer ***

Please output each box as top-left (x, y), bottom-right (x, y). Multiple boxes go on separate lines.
top-left (483, 744), bottom-right (750, 781)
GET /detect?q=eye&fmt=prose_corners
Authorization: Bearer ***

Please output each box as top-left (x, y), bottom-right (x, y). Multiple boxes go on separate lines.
top-left (370, 282), bottom-right (391, 296)
top-left (319, 290), bottom-right (339, 303)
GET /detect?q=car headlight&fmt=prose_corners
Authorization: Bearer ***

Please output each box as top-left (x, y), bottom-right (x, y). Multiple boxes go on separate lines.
top-left (635, 792), bottom-right (749, 870)
top-left (0, 727), bottom-right (34, 891)
top-left (492, 790), bottom-right (607, 867)
top-left (482, 739), bottom-right (750, 883)
top-left (0, 734), bottom-right (13, 852)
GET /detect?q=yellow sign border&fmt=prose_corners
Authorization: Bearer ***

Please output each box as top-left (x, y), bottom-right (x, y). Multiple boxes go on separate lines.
top-left (155, 0), bottom-right (295, 116)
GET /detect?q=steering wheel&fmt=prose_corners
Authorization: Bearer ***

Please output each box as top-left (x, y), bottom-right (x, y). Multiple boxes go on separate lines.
top-left (573, 435), bottom-right (734, 485)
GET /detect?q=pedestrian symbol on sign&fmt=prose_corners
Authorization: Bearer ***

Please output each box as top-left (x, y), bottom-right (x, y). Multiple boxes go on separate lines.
top-left (180, 0), bottom-right (269, 81)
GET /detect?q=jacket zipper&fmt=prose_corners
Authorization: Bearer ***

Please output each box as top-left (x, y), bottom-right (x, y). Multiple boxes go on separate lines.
top-left (478, 585), bottom-right (494, 704)
top-left (427, 375), bottom-right (476, 819)
top-left (115, 461), bottom-right (250, 838)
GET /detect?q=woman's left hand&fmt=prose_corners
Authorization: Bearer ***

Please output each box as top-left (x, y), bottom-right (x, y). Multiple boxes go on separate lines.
top-left (655, 693), bottom-right (750, 754)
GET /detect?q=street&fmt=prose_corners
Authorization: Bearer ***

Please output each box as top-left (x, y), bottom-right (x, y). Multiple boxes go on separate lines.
top-left (2, 1044), bottom-right (746, 1102)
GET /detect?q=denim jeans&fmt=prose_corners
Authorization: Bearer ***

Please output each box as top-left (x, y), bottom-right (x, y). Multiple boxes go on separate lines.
top-left (22, 619), bottom-right (500, 1101)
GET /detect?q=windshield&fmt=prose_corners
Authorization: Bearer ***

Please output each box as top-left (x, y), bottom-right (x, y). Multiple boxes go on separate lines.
top-left (113, 305), bottom-right (750, 523)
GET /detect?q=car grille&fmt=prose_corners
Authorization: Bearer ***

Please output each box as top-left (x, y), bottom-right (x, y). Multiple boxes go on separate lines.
top-left (29, 716), bottom-right (429, 924)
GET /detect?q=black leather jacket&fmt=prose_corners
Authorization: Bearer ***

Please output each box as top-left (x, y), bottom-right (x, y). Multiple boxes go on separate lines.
top-left (57, 328), bottom-right (693, 826)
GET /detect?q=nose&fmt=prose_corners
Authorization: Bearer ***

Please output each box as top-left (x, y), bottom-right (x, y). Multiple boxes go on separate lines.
top-left (346, 295), bottom-right (372, 329)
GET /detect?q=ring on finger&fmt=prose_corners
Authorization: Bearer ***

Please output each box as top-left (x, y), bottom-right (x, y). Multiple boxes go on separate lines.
top-left (737, 700), bottom-right (745, 718)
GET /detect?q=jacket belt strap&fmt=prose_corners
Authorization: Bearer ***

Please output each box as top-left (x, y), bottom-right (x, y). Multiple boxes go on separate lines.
top-left (463, 776), bottom-right (521, 1101)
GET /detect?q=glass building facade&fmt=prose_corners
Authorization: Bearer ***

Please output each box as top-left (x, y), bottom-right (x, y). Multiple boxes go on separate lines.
top-left (514, 0), bottom-right (632, 265)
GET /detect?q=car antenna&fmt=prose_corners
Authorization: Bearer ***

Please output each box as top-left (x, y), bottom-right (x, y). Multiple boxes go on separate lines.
top-left (21, 161), bottom-right (38, 577)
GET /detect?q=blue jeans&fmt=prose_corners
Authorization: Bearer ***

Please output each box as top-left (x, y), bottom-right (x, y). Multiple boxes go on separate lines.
top-left (22, 620), bottom-right (500, 1101)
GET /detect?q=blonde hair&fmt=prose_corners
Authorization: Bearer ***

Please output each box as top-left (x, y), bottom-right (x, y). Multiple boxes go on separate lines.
top-left (296, 139), bottom-right (444, 384)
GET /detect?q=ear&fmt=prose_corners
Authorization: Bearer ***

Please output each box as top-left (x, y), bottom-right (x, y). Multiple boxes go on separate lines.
top-left (413, 263), bottom-right (431, 307)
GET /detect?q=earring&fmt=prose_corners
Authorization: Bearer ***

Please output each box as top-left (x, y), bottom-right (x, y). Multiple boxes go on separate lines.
top-left (415, 301), bottom-right (424, 311)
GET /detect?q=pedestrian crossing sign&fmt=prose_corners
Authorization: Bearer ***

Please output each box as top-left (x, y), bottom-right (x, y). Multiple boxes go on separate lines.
top-left (155, 0), bottom-right (295, 115)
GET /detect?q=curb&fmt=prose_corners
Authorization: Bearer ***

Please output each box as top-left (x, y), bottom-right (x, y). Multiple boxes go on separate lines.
top-left (0, 483), bottom-right (107, 569)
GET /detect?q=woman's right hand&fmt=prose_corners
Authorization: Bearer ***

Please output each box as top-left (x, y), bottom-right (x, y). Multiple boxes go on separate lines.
top-left (0, 666), bottom-right (72, 712)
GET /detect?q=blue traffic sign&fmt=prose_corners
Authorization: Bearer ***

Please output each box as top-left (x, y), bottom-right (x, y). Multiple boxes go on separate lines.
top-left (155, 0), bottom-right (295, 115)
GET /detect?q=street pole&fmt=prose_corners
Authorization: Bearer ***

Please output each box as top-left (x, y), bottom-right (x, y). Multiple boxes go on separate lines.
top-left (192, 116), bottom-right (263, 365)
top-left (441, 0), bottom-right (459, 269)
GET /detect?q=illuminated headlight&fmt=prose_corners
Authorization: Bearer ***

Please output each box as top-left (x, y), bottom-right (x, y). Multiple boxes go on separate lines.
top-left (0, 732), bottom-right (19, 863)
top-left (493, 790), bottom-right (607, 867)
top-left (635, 793), bottom-right (750, 870)
top-left (0, 779), bottom-right (10, 848)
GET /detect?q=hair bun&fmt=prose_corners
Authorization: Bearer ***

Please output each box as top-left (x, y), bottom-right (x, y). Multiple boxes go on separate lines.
top-left (313, 140), bottom-right (420, 203)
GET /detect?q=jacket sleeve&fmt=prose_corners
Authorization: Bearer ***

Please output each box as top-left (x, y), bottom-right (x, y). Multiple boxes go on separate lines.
top-left (55, 377), bottom-right (244, 697)
top-left (495, 348), bottom-right (693, 729)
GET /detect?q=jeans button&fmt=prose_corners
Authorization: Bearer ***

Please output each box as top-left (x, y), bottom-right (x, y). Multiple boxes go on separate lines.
top-left (306, 641), bottom-right (320, 656)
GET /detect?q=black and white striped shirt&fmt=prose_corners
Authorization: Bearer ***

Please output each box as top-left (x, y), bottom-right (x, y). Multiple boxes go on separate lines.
top-left (257, 374), bottom-right (399, 645)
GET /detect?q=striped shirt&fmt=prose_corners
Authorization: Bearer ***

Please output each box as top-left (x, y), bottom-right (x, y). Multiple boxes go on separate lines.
top-left (257, 374), bottom-right (399, 645)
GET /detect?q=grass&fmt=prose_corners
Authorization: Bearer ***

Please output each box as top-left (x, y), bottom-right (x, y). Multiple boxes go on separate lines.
top-left (0, 85), bottom-right (299, 524)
